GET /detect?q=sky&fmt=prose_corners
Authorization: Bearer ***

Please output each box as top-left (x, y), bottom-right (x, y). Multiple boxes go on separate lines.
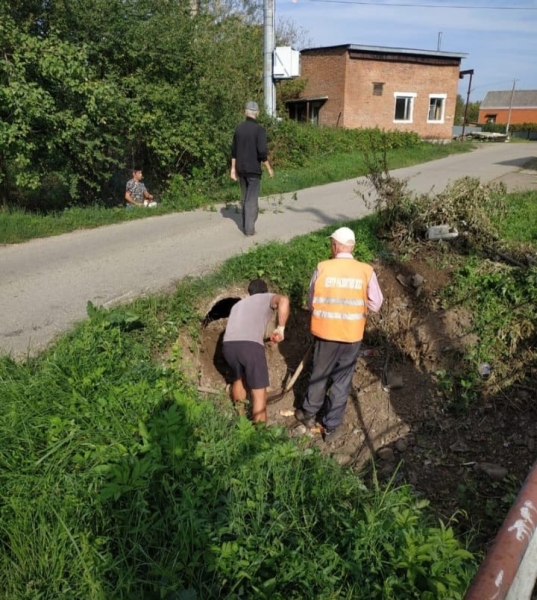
top-left (275, 0), bottom-right (537, 103)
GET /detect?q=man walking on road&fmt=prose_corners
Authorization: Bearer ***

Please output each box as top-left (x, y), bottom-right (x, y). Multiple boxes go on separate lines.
top-left (230, 101), bottom-right (274, 236)
top-left (222, 279), bottom-right (289, 424)
top-left (295, 227), bottom-right (383, 442)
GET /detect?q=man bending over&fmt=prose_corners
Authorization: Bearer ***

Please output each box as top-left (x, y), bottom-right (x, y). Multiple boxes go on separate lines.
top-left (222, 279), bottom-right (289, 423)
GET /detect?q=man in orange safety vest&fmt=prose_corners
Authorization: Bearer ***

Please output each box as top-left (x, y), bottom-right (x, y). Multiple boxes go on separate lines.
top-left (295, 226), bottom-right (383, 442)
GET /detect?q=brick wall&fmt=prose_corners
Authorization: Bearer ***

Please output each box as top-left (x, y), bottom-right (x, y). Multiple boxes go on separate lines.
top-left (478, 108), bottom-right (537, 125)
top-left (299, 48), bottom-right (347, 126)
top-left (299, 49), bottom-right (461, 140)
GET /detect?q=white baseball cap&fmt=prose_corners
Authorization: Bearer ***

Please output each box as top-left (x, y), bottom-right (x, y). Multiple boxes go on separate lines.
top-left (330, 227), bottom-right (355, 245)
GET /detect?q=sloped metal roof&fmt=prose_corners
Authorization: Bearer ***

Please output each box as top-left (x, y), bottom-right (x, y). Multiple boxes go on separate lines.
top-left (301, 43), bottom-right (467, 60)
top-left (481, 90), bottom-right (537, 109)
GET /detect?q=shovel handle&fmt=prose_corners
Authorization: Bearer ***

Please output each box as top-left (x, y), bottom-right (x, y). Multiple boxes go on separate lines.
top-left (282, 341), bottom-right (314, 393)
top-left (266, 340), bottom-right (315, 404)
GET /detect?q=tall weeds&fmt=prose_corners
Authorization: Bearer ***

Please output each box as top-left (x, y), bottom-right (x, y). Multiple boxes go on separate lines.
top-left (0, 248), bottom-right (477, 598)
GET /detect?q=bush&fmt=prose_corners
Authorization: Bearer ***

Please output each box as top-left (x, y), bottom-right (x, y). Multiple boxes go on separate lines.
top-left (481, 123), bottom-right (507, 134)
top-left (264, 119), bottom-right (422, 170)
top-left (358, 136), bottom-right (507, 250)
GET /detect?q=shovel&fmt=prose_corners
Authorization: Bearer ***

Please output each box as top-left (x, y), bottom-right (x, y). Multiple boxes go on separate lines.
top-left (267, 340), bottom-right (314, 404)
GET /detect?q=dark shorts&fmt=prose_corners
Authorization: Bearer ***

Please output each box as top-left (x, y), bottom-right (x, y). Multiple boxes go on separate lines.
top-left (222, 341), bottom-right (269, 390)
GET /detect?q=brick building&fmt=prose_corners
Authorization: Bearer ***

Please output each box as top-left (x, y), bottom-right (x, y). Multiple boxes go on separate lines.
top-left (286, 44), bottom-right (467, 141)
top-left (478, 90), bottom-right (537, 125)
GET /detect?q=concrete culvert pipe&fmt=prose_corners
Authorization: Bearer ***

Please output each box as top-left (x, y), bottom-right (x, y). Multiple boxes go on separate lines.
top-left (201, 297), bottom-right (241, 327)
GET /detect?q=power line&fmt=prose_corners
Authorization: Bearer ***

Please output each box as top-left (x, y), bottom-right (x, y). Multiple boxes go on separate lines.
top-left (307, 0), bottom-right (537, 9)
top-left (468, 80), bottom-right (523, 91)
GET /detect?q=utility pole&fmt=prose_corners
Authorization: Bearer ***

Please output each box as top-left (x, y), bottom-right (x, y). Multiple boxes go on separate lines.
top-left (506, 78), bottom-right (517, 137)
top-left (459, 69), bottom-right (474, 139)
top-left (263, 0), bottom-right (276, 117)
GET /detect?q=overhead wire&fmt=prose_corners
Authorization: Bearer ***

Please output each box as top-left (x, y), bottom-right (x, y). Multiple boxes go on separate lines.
top-left (305, 0), bottom-right (537, 9)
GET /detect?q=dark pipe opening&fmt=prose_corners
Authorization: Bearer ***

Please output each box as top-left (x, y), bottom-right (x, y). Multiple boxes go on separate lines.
top-left (201, 297), bottom-right (241, 327)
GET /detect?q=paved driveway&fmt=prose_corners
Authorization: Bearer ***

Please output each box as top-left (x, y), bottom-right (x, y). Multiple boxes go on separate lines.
top-left (0, 143), bottom-right (535, 358)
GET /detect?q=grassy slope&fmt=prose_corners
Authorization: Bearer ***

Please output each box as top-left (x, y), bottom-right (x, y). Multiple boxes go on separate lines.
top-left (4, 146), bottom-right (535, 598)
top-left (0, 142), bottom-right (473, 245)
top-left (498, 189), bottom-right (537, 243)
top-left (0, 223), bottom-right (477, 599)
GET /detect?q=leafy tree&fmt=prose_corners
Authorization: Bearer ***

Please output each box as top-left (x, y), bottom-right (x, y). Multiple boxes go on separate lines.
top-left (454, 94), bottom-right (480, 125)
top-left (467, 101), bottom-right (480, 124)
top-left (0, 0), bottom-right (306, 210)
top-left (0, 15), bottom-right (128, 208)
top-left (454, 94), bottom-right (465, 125)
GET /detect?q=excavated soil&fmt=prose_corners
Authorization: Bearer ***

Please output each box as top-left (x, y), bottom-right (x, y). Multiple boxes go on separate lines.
top-left (177, 246), bottom-right (537, 547)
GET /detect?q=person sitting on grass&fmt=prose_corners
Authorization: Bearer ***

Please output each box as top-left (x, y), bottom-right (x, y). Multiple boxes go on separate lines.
top-left (125, 168), bottom-right (157, 208)
top-left (222, 278), bottom-right (290, 424)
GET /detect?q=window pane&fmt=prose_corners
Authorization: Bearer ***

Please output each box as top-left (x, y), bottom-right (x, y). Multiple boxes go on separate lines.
top-left (310, 101), bottom-right (321, 125)
top-left (395, 96), bottom-right (411, 120)
top-left (395, 97), bottom-right (407, 120)
top-left (428, 97), bottom-right (443, 121)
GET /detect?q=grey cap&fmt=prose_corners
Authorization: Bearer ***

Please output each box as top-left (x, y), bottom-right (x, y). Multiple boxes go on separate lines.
top-left (245, 100), bottom-right (259, 112)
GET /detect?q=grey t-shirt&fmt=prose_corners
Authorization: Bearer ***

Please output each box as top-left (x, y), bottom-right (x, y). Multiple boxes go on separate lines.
top-left (223, 293), bottom-right (275, 345)
top-left (126, 178), bottom-right (147, 203)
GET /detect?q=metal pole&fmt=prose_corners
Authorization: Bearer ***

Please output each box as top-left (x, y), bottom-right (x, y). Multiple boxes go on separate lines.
top-left (464, 461), bottom-right (537, 600)
top-left (506, 78), bottom-right (517, 137)
top-left (460, 69), bottom-right (474, 139)
top-left (263, 0), bottom-right (276, 117)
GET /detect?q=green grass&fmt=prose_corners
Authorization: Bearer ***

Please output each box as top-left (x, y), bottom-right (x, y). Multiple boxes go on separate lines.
top-left (0, 222), bottom-right (477, 599)
top-left (0, 141), bottom-right (474, 245)
top-left (2, 156), bottom-right (534, 597)
top-left (0, 203), bottom-right (170, 245)
top-left (497, 190), bottom-right (537, 243)
top-left (435, 188), bottom-right (537, 410)
top-left (257, 141), bottom-right (473, 198)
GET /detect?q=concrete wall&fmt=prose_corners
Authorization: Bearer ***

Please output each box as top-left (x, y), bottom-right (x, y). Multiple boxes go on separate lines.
top-left (298, 49), bottom-right (461, 141)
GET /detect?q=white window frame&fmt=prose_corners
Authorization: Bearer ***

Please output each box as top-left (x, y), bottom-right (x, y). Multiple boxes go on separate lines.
top-left (393, 92), bottom-right (416, 123)
top-left (427, 93), bottom-right (447, 123)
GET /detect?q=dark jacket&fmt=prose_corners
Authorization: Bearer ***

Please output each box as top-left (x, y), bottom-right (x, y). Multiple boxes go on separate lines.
top-left (231, 117), bottom-right (268, 178)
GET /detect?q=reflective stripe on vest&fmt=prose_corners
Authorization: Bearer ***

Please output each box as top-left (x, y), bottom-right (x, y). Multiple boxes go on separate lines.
top-left (312, 310), bottom-right (365, 321)
top-left (313, 297), bottom-right (365, 307)
top-left (311, 259), bottom-right (372, 342)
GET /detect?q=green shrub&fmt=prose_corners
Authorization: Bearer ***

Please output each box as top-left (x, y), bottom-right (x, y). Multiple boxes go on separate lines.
top-left (0, 348), bottom-right (476, 598)
top-left (263, 119), bottom-right (422, 170)
top-left (481, 123), bottom-right (507, 134)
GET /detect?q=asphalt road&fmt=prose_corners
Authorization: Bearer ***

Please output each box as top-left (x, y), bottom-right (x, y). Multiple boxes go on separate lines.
top-left (1, 143), bottom-right (535, 358)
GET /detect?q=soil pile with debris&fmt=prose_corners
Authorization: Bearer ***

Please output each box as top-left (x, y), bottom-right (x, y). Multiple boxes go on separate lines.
top-left (179, 246), bottom-right (537, 547)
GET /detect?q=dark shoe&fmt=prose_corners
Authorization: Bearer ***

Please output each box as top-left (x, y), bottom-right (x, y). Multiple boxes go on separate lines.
top-left (244, 230), bottom-right (256, 237)
top-left (295, 408), bottom-right (316, 428)
top-left (323, 426), bottom-right (346, 444)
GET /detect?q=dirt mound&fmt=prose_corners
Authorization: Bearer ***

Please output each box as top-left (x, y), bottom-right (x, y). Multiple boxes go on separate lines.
top-left (177, 250), bottom-right (537, 545)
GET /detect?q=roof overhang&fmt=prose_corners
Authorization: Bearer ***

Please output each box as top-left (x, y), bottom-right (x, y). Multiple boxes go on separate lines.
top-left (285, 96), bottom-right (329, 104)
top-left (301, 43), bottom-right (467, 60)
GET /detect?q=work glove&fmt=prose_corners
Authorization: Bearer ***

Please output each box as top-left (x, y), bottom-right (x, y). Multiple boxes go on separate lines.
top-left (270, 325), bottom-right (285, 343)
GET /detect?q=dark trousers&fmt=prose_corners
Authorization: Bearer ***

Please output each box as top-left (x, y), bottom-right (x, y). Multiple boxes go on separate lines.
top-left (302, 337), bottom-right (362, 430)
top-left (239, 176), bottom-right (260, 235)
